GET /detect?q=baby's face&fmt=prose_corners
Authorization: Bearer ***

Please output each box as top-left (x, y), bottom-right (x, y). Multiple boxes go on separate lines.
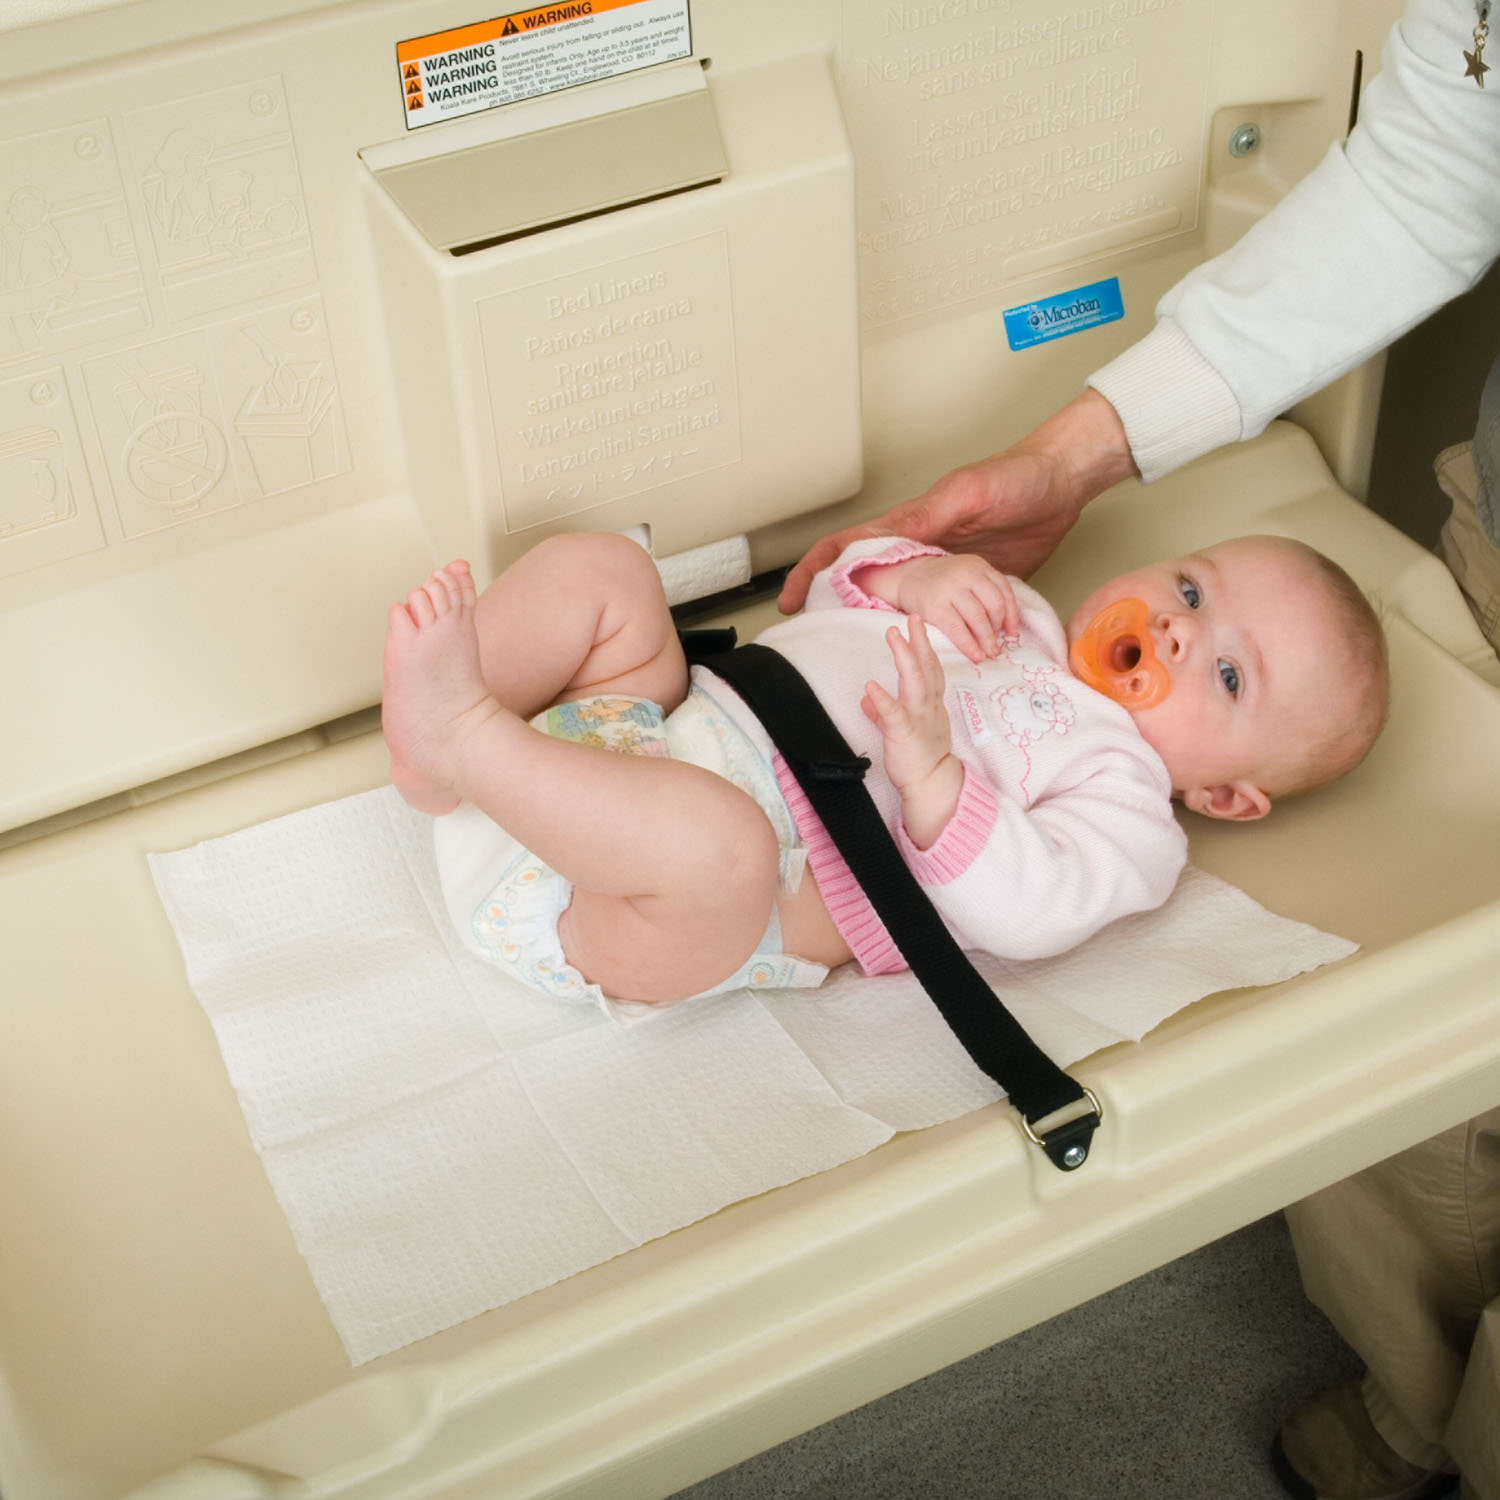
top-left (1065, 537), bottom-right (1355, 820)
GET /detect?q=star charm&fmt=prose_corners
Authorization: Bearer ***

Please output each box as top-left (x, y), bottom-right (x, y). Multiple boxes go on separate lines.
top-left (1466, 45), bottom-right (1490, 85)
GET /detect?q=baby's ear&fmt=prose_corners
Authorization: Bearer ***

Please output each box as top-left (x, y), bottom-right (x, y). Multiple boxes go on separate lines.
top-left (1182, 780), bottom-right (1272, 822)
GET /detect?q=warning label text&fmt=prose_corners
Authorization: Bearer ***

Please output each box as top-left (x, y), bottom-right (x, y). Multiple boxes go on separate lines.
top-left (398, 0), bottom-right (692, 127)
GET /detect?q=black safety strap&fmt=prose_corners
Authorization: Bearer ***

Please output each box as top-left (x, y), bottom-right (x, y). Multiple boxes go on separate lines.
top-left (683, 631), bottom-right (1101, 1172)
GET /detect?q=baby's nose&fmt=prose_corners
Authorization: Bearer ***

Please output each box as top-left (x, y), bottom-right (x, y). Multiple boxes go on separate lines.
top-left (1155, 611), bottom-right (1193, 661)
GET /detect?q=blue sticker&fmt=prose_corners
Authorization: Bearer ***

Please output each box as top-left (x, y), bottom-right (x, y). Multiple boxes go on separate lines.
top-left (1003, 277), bottom-right (1124, 351)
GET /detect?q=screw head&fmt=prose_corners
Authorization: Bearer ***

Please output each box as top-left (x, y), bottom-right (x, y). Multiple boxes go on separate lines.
top-left (1229, 123), bottom-right (1262, 157)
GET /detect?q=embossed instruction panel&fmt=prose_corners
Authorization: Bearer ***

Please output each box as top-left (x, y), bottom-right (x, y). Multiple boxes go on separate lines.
top-left (0, 76), bottom-right (349, 579)
top-left (840, 0), bottom-right (1212, 326)
top-left (480, 234), bottom-right (740, 532)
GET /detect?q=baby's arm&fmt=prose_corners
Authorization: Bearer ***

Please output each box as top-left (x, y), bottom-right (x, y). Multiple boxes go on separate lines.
top-left (862, 616), bottom-right (965, 850)
top-left (855, 552), bottom-right (1019, 662)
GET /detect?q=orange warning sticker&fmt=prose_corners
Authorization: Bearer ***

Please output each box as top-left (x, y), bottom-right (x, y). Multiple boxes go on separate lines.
top-left (396, 0), bottom-right (692, 129)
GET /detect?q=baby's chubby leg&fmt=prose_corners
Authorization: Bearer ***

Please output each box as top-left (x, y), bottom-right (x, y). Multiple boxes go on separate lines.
top-left (385, 531), bottom-right (687, 811)
top-left (382, 560), bottom-right (498, 815)
top-left (473, 530), bottom-right (689, 719)
top-left (382, 559), bottom-right (782, 1003)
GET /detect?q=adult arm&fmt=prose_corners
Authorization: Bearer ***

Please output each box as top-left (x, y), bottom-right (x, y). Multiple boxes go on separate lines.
top-left (1105, 0), bottom-right (1500, 478)
top-left (779, 388), bottom-right (1136, 610)
top-left (780, 0), bottom-right (1500, 612)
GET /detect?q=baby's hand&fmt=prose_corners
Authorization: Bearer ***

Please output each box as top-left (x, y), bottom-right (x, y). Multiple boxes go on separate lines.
top-left (860, 554), bottom-right (1019, 662)
top-left (862, 616), bottom-right (954, 793)
top-left (863, 617), bottom-right (966, 849)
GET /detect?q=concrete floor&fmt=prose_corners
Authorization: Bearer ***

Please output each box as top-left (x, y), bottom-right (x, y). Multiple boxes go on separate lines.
top-left (672, 1213), bottom-right (1369, 1500)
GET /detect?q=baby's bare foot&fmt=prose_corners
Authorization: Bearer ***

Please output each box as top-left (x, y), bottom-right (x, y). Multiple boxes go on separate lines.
top-left (382, 561), bottom-right (500, 814)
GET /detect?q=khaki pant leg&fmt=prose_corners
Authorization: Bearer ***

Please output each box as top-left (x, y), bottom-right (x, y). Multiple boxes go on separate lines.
top-left (1436, 441), bottom-right (1500, 652)
top-left (1284, 1105), bottom-right (1500, 1479)
top-left (1439, 343), bottom-right (1500, 657)
top-left (1450, 1304), bottom-right (1500, 1497)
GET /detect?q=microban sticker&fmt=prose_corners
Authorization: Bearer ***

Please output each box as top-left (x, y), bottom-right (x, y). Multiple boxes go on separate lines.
top-left (398, 0), bottom-right (692, 130)
top-left (1003, 278), bottom-right (1125, 352)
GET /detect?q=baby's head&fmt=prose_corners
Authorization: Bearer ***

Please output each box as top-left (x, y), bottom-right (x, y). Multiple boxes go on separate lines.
top-left (1065, 535), bottom-right (1388, 820)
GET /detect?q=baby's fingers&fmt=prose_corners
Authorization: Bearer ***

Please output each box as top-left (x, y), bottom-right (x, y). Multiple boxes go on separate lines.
top-left (982, 571), bottom-right (1021, 639)
top-left (945, 590), bottom-right (1001, 661)
top-left (902, 614), bottom-right (948, 693)
top-left (862, 676), bottom-right (903, 729)
top-left (888, 620), bottom-right (938, 702)
top-left (962, 575), bottom-right (1021, 656)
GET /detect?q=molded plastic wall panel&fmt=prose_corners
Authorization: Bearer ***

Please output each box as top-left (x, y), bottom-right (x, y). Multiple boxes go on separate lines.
top-left (357, 52), bottom-right (862, 577)
top-left (0, 0), bottom-right (1402, 831)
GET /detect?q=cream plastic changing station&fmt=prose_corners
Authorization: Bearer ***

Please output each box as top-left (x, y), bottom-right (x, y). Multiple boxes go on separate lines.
top-left (3, 2), bottom-right (1500, 1498)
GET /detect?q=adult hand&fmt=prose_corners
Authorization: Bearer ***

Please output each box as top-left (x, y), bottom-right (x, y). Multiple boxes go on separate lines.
top-left (778, 388), bottom-right (1137, 612)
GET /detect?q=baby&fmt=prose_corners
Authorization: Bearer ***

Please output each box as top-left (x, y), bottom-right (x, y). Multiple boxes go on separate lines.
top-left (381, 530), bottom-right (1387, 1017)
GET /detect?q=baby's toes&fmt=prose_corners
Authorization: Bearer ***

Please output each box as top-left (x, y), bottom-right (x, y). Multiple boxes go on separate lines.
top-left (407, 565), bottom-right (468, 624)
top-left (441, 560), bottom-right (476, 610)
top-left (405, 582), bottom-right (438, 627)
top-left (454, 568), bottom-right (476, 607)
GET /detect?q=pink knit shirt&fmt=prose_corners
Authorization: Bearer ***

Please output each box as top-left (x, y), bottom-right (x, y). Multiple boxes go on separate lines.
top-left (753, 538), bottom-right (1187, 973)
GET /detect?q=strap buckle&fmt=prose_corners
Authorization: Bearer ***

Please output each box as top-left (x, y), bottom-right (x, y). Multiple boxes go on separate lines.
top-left (806, 755), bottom-right (872, 783)
top-left (1020, 1086), bottom-right (1103, 1171)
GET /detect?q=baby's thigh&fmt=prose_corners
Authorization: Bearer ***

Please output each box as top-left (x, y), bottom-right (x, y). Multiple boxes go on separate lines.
top-left (481, 531), bottom-right (689, 713)
top-left (560, 817), bottom-right (781, 1005)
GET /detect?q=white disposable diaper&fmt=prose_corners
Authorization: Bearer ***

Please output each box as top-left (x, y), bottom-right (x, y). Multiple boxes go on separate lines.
top-left (433, 670), bottom-right (827, 1022)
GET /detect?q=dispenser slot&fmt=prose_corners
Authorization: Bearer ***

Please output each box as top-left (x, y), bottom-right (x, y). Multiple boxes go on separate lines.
top-left (357, 50), bottom-right (861, 573)
top-left (370, 85), bottom-right (725, 252)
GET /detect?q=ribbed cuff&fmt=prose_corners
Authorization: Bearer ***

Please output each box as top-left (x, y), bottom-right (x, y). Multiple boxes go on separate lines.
top-left (894, 765), bottom-right (998, 882)
top-left (1087, 318), bottom-right (1243, 483)
top-left (829, 538), bottom-right (947, 610)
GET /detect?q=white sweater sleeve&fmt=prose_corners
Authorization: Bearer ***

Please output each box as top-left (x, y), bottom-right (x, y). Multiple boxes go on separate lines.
top-left (1090, 0), bottom-right (1500, 481)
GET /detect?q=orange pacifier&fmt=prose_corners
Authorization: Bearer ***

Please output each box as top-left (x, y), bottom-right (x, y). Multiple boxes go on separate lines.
top-left (1068, 597), bottom-right (1171, 710)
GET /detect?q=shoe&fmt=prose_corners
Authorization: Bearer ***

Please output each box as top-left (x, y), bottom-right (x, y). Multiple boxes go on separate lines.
top-left (1270, 1379), bottom-right (1459, 1500)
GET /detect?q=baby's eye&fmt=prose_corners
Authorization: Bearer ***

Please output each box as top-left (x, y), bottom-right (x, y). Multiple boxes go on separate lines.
top-left (1218, 659), bottom-right (1241, 697)
top-left (1179, 575), bottom-right (1202, 608)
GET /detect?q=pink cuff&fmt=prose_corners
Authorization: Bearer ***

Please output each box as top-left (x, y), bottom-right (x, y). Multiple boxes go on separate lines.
top-left (829, 539), bottom-right (947, 611)
top-left (894, 765), bottom-right (999, 883)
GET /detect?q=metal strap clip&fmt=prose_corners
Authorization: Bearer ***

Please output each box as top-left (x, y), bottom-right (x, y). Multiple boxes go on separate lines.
top-left (1021, 1086), bottom-right (1103, 1171)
